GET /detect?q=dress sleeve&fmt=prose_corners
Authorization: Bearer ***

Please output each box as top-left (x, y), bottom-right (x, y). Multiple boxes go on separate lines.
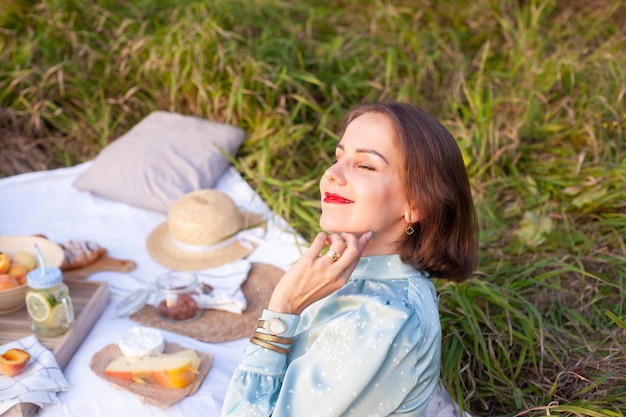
top-left (221, 309), bottom-right (300, 417)
top-left (222, 299), bottom-right (438, 417)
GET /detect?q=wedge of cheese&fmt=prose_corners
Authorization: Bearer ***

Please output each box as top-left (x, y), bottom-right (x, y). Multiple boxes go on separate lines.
top-left (104, 349), bottom-right (201, 389)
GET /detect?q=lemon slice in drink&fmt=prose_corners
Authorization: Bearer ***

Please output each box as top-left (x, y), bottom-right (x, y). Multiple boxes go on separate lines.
top-left (25, 292), bottom-right (51, 322)
top-left (47, 303), bottom-right (68, 328)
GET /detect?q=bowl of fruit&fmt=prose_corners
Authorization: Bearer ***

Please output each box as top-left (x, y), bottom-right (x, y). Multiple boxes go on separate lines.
top-left (0, 235), bottom-right (65, 315)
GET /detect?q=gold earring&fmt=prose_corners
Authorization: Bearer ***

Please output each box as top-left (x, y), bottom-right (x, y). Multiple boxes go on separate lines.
top-left (406, 225), bottom-right (415, 235)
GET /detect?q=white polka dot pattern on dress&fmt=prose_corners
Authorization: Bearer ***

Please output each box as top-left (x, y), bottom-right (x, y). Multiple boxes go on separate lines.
top-left (222, 254), bottom-right (442, 417)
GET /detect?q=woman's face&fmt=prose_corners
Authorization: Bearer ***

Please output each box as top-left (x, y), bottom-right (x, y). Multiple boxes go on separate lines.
top-left (319, 112), bottom-right (412, 255)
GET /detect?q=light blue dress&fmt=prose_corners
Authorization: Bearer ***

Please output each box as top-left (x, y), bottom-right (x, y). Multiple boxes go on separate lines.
top-left (222, 254), bottom-right (441, 417)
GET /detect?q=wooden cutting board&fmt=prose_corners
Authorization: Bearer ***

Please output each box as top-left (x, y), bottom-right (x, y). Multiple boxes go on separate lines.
top-left (62, 253), bottom-right (137, 280)
top-left (1, 254), bottom-right (136, 417)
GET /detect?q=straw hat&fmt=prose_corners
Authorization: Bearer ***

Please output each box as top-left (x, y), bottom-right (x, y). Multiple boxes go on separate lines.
top-left (146, 189), bottom-right (265, 270)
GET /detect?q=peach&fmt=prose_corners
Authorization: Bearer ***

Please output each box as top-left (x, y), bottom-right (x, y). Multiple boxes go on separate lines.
top-left (7, 263), bottom-right (28, 285)
top-left (11, 251), bottom-right (37, 271)
top-left (16, 274), bottom-right (27, 286)
top-left (0, 274), bottom-right (19, 291)
top-left (0, 348), bottom-right (31, 377)
top-left (0, 252), bottom-right (9, 274)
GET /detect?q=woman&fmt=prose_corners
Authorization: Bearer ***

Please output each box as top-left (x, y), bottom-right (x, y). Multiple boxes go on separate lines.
top-left (222, 102), bottom-right (478, 416)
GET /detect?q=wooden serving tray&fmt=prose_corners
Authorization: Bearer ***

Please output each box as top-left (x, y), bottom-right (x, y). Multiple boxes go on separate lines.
top-left (0, 279), bottom-right (109, 368)
top-left (0, 279), bottom-right (108, 417)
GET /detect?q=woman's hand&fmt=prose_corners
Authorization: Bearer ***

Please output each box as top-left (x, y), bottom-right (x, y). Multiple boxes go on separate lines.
top-left (267, 231), bottom-right (372, 315)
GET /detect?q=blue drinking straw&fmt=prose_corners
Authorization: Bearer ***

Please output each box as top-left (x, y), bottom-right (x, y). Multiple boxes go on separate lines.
top-left (34, 243), bottom-right (47, 275)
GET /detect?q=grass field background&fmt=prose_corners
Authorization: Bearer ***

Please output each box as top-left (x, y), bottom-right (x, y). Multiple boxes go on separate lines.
top-left (1, 0), bottom-right (625, 415)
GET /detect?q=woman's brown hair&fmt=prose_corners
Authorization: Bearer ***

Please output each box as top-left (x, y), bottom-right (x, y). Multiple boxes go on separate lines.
top-left (341, 102), bottom-right (479, 282)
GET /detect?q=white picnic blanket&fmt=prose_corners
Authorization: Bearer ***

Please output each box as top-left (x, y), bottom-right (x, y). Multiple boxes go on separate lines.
top-left (0, 162), bottom-right (303, 417)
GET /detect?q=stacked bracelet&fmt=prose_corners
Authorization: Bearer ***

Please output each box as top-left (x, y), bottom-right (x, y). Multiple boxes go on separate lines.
top-left (249, 335), bottom-right (290, 355)
top-left (251, 331), bottom-right (294, 345)
top-left (249, 318), bottom-right (294, 355)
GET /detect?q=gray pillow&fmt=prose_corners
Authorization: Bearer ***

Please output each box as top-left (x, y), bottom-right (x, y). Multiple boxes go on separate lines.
top-left (73, 111), bottom-right (246, 213)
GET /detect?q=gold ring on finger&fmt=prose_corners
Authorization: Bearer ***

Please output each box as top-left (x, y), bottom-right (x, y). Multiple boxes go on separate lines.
top-left (327, 249), bottom-right (340, 262)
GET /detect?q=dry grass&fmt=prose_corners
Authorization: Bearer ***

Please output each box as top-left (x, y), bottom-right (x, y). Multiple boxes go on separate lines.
top-left (0, 108), bottom-right (63, 176)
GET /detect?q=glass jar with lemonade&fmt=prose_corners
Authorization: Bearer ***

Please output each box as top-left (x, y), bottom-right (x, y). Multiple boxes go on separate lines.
top-left (25, 267), bottom-right (74, 337)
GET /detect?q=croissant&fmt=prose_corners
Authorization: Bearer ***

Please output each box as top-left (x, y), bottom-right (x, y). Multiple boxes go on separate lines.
top-left (60, 240), bottom-right (106, 270)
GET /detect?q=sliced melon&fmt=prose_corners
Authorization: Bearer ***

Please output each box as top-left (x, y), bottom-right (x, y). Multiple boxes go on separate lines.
top-left (104, 349), bottom-right (201, 389)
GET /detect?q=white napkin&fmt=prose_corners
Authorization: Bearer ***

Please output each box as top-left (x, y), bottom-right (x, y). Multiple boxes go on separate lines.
top-left (193, 259), bottom-right (251, 314)
top-left (0, 335), bottom-right (71, 414)
top-left (143, 260), bottom-right (251, 314)
top-left (107, 260), bottom-right (252, 316)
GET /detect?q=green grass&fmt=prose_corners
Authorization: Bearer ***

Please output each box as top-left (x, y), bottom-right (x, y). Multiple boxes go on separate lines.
top-left (1, 0), bottom-right (625, 415)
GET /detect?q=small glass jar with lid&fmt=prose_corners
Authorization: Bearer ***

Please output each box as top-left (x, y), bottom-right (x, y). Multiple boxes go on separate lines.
top-left (155, 272), bottom-right (203, 322)
top-left (26, 267), bottom-right (75, 337)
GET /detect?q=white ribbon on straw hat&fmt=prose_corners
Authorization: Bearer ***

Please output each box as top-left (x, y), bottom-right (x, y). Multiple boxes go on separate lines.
top-left (170, 226), bottom-right (264, 253)
top-left (146, 189), bottom-right (266, 271)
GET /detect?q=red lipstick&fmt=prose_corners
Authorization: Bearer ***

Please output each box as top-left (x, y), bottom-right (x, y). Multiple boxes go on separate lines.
top-left (324, 192), bottom-right (353, 204)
